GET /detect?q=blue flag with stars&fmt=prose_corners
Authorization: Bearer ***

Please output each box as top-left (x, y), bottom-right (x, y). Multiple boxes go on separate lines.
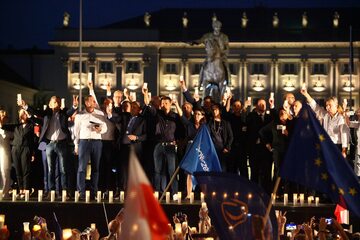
top-left (195, 172), bottom-right (278, 240)
top-left (280, 104), bottom-right (360, 218)
top-left (179, 125), bottom-right (222, 174)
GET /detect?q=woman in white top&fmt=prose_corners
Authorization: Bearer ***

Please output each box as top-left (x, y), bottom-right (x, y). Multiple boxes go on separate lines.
top-left (301, 88), bottom-right (350, 158)
top-left (0, 110), bottom-right (11, 198)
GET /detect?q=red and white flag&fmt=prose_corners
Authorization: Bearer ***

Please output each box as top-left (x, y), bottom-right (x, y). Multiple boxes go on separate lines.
top-left (120, 149), bottom-right (170, 240)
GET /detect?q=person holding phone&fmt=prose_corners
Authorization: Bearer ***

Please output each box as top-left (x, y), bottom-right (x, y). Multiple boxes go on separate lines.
top-left (74, 95), bottom-right (108, 199)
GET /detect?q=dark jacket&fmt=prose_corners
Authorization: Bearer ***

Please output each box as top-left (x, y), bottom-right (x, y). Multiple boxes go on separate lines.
top-left (207, 119), bottom-right (233, 151)
top-left (27, 106), bottom-right (76, 143)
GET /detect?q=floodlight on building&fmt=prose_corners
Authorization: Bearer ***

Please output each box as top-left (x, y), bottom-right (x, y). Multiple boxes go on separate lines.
top-left (283, 76), bottom-right (296, 92)
top-left (252, 75), bottom-right (264, 92)
top-left (343, 78), bottom-right (355, 92)
top-left (313, 77), bottom-right (326, 92)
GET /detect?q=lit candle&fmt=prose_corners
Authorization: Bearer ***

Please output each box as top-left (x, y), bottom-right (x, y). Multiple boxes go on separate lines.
top-left (74, 191), bottom-right (79, 203)
top-left (90, 223), bottom-right (96, 230)
top-left (299, 193), bottom-right (304, 205)
top-left (165, 192), bottom-right (170, 204)
top-left (177, 192), bottom-right (182, 204)
top-left (315, 197), bottom-right (320, 206)
top-left (23, 222), bottom-right (30, 233)
top-left (85, 190), bottom-right (90, 203)
top-left (148, 92), bottom-right (151, 99)
top-left (175, 223), bottom-right (182, 234)
top-left (0, 190), bottom-right (3, 201)
top-left (179, 75), bottom-right (184, 82)
top-left (97, 191), bottom-right (102, 203)
top-left (25, 190), bottom-right (30, 202)
top-left (154, 191), bottom-right (159, 200)
top-left (270, 92), bottom-right (274, 99)
top-left (12, 189), bottom-right (17, 202)
top-left (62, 228), bottom-right (72, 239)
top-left (43, 105), bottom-right (47, 110)
top-left (200, 192), bottom-right (205, 203)
top-left (190, 192), bottom-right (194, 204)
top-left (50, 190), bottom-right (56, 202)
top-left (33, 224), bottom-right (41, 232)
top-left (293, 193), bottom-right (298, 205)
top-left (201, 202), bottom-right (207, 209)
top-left (271, 193), bottom-right (276, 204)
top-left (0, 215), bottom-right (5, 228)
top-left (38, 190), bottom-right (43, 202)
top-left (120, 191), bottom-right (125, 202)
top-left (307, 196), bottom-right (313, 205)
top-left (17, 93), bottom-right (22, 103)
top-left (108, 191), bottom-right (113, 203)
top-left (283, 193), bottom-right (288, 205)
top-left (61, 190), bottom-right (66, 202)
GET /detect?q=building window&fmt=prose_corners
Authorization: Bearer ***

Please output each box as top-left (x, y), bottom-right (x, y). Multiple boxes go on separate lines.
top-left (312, 63), bottom-right (326, 75)
top-left (283, 63), bottom-right (296, 74)
top-left (229, 63), bottom-right (237, 75)
top-left (164, 63), bottom-right (178, 74)
top-left (252, 63), bottom-right (265, 75)
top-left (71, 61), bottom-right (87, 73)
top-left (192, 64), bottom-right (202, 75)
top-left (126, 61), bottom-right (140, 73)
top-left (341, 63), bottom-right (355, 74)
top-left (99, 61), bottom-right (113, 73)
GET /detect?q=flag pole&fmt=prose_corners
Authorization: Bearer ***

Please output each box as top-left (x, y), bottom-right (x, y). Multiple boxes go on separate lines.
top-left (159, 166), bottom-right (181, 202)
top-left (102, 202), bottom-right (110, 235)
top-left (263, 177), bottom-right (281, 227)
top-left (349, 25), bottom-right (353, 111)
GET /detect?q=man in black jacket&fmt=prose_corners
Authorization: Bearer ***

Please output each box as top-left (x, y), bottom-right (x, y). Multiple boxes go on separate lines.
top-left (246, 98), bottom-right (275, 194)
top-left (23, 96), bottom-right (77, 197)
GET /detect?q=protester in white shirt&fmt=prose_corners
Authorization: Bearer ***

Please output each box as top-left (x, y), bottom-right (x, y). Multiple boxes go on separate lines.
top-left (74, 95), bottom-right (107, 199)
top-left (301, 88), bottom-right (349, 158)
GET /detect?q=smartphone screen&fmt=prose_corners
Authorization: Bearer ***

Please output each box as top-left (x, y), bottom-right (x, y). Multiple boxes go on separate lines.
top-left (325, 218), bottom-right (332, 225)
top-left (286, 223), bottom-right (296, 231)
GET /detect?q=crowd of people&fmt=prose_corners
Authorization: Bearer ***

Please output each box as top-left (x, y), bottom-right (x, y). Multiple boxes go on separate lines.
top-left (1, 206), bottom-right (360, 239)
top-left (0, 77), bottom-right (359, 202)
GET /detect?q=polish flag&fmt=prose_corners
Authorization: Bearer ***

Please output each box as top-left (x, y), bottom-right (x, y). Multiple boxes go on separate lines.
top-left (120, 149), bottom-right (170, 240)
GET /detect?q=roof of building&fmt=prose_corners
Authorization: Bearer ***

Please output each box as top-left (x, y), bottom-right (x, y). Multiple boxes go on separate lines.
top-left (99, 7), bottom-right (360, 42)
top-left (52, 7), bottom-right (360, 43)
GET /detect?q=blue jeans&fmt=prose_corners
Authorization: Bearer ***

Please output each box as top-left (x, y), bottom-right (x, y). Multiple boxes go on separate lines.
top-left (77, 139), bottom-right (102, 197)
top-left (153, 143), bottom-right (178, 195)
top-left (46, 140), bottom-right (68, 192)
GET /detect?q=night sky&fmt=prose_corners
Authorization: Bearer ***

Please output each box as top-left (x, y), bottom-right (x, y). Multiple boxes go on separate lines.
top-left (0, 0), bottom-right (359, 49)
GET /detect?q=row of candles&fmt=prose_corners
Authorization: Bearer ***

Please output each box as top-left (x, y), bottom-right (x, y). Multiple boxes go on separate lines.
top-left (0, 189), bottom-right (206, 204)
top-left (272, 193), bottom-right (321, 206)
top-left (0, 189), bottom-right (125, 203)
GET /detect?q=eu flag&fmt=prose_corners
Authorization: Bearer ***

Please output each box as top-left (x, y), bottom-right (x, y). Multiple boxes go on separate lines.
top-left (195, 172), bottom-right (278, 240)
top-left (280, 104), bottom-right (360, 218)
top-left (179, 125), bottom-right (222, 174)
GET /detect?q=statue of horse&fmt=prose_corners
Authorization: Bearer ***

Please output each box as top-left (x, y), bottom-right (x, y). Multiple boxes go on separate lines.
top-left (198, 37), bottom-right (228, 104)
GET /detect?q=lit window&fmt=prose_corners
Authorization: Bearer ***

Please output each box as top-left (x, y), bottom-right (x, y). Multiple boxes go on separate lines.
top-left (99, 61), bottom-right (113, 73)
top-left (126, 61), bottom-right (140, 73)
top-left (164, 63), bottom-right (178, 74)
top-left (71, 61), bottom-right (87, 73)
